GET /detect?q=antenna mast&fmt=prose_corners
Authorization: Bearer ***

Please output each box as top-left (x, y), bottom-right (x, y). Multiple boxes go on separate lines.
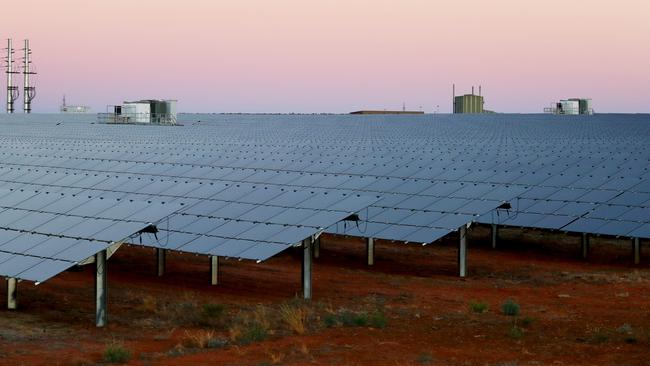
top-left (22, 39), bottom-right (36, 113)
top-left (6, 38), bottom-right (19, 113)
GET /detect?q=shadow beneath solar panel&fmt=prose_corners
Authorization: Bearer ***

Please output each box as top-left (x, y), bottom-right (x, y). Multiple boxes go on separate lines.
top-left (469, 225), bottom-right (650, 267)
top-left (316, 234), bottom-right (461, 278)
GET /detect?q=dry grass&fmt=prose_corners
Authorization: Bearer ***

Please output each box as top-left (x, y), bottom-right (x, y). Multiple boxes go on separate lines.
top-left (279, 304), bottom-right (308, 335)
top-left (183, 329), bottom-right (216, 349)
top-left (266, 349), bottom-right (286, 364)
top-left (138, 295), bottom-right (158, 313)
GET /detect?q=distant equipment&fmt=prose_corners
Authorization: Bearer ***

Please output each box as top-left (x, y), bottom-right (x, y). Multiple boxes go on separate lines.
top-left (5, 39), bottom-right (19, 113)
top-left (350, 110), bottom-right (424, 115)
top-left (60, 95), bottom-right (91, 113)
top-left (98, 99), bottom-right (177, 125)
top-left (453, 84), bottom-right (489, 114)
top-left (22, 39), bottom-right (36, 113)
top-left (544, 98), bottom-right (594, 115)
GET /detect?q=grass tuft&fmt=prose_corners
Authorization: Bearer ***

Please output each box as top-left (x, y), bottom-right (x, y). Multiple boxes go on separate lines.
top-left (183, 329), bottom-right (226, 349)
top-left (279, 304), bottom-right (308, 334)
top-left (469, 300), bottom-right (489, 314)
top-left (103, 341), bottom-right (131, 364)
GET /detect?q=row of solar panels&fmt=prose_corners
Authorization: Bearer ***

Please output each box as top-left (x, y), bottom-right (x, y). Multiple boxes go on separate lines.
top-left (0, 163), bottom-right (505, 241)
top-left (1, 155), bottom-right (647, 242)
top-left (2, 149), bottom-right (649, 193)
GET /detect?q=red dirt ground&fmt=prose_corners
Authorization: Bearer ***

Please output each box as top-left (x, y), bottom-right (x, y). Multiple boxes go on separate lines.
top-left (1, 226), bottom-right (649, 366)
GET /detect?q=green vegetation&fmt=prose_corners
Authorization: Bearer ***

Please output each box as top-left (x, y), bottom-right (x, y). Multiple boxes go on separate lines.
top-left (324, 309), bottom-right (388, 329)
top-left (239, 323), bottom-right (268, 344)
top-left (501, 299), bottom-right (520, 317)
top-left (202, 303), bottom-right (225, 319)
top-left (469, 300), bottom-right (489, 314)
top-left (368, 310), bottom-right (388, 329)
top-left (103, 342), bottom-right (131, 364)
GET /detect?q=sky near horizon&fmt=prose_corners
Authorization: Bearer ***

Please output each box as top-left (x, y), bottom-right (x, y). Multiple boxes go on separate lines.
top-left (1, 0), bottom-right (649, 113)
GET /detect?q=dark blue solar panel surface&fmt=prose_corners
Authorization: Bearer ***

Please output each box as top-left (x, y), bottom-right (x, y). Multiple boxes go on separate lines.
top-left (1, 113), bottom-right (649, 281)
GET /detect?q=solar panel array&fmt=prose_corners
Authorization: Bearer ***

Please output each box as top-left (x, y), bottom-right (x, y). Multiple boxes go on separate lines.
top-left (0, 187), bottom-right (180, 282)
top-left (0, 113), bottom-right (648, 284)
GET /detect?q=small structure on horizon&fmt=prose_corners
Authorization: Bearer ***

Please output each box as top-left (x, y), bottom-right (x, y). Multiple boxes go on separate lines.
top-left (60, 95), bottom-right (90, 113)
top-left (98, 99), bottom-right (177, 125)
top-left (545, 98), bottom-right (594, 115)
top-left (350, 110), bottom-right (424, 115)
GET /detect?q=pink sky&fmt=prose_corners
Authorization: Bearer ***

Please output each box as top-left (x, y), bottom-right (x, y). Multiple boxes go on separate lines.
top-left (2, 0), bottom-right (649, 113)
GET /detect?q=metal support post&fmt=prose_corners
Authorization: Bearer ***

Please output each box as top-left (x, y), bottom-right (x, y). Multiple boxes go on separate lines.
top-left (210, 256), bottom-right (219, 285)
top-left (459, 225), bottom-right (467, 278)
top-left (313, 236), bottom-right (320, 259)
top-left (366, 237), bottom-right (375, 266)
top-left (491, 223), bottom-right (498, 249)
top-left (581, 233), bottom-right (589, 259)
top-left (95, 250), bottom-right (107, 327)
top-left (634, 237), bottom-right (641, 265)
top-left (302, 238), bottom-right (312, 300)
top-left (7, 278), bottom-right (17, 310)
top-left (156, 248), bottom-right (166, 277)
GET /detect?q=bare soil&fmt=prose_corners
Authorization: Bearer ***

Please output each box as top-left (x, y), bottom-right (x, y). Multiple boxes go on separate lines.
top-left (1, 226), bottom-right (649, 366)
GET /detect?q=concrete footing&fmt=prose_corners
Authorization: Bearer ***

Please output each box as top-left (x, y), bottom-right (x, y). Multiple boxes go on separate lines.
top-left (491, 224), bottom-right (498, 249)
top-left (581, 233), bottom-right (590, 259)
top-left (458, 225), bottom-right (467, 277)
top-left (302, 238), bottom-right (312, 300)
top-left (7, 278), bottom-right (17, 310)
top-left (633, 237), bottom-right (641, 265)
top-left (210, 256), bottom-right (219, 285)
top-left (366, 237), bottom-right (375, 266)
top-left (95, 250), bottom-right (107, 327)
top-left (156, 248), bottom-right (166, 277)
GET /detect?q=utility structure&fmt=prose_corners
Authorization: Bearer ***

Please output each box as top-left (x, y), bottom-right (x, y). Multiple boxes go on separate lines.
top-left (453, 84), bottom-right (485, 114)
top-left (22, 39), bottom-right (36, 113)
top-left (5, 39), bottom-right (19, 113)
top-left (544, 98), bottom-right (594, 115)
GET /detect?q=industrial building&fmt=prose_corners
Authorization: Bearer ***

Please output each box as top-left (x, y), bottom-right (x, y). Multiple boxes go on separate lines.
top-left (98, 99), bottom-right (177, 125)
top-left (545, 98), bottom-right (594, 115)
top-left (453, 85), bottom-right (486, 114)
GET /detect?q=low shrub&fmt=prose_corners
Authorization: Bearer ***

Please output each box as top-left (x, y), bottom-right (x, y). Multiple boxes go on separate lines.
top-left (202, 303), bottom-right (225, 319)
top-left (501, 299), bottom-right (520, 317)
top-left (469, 300), bottom-right (489, 314)
top-left (239, 323), bottom-right (268, 344)
top-left (104, 342), bottom-right (131, 364)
